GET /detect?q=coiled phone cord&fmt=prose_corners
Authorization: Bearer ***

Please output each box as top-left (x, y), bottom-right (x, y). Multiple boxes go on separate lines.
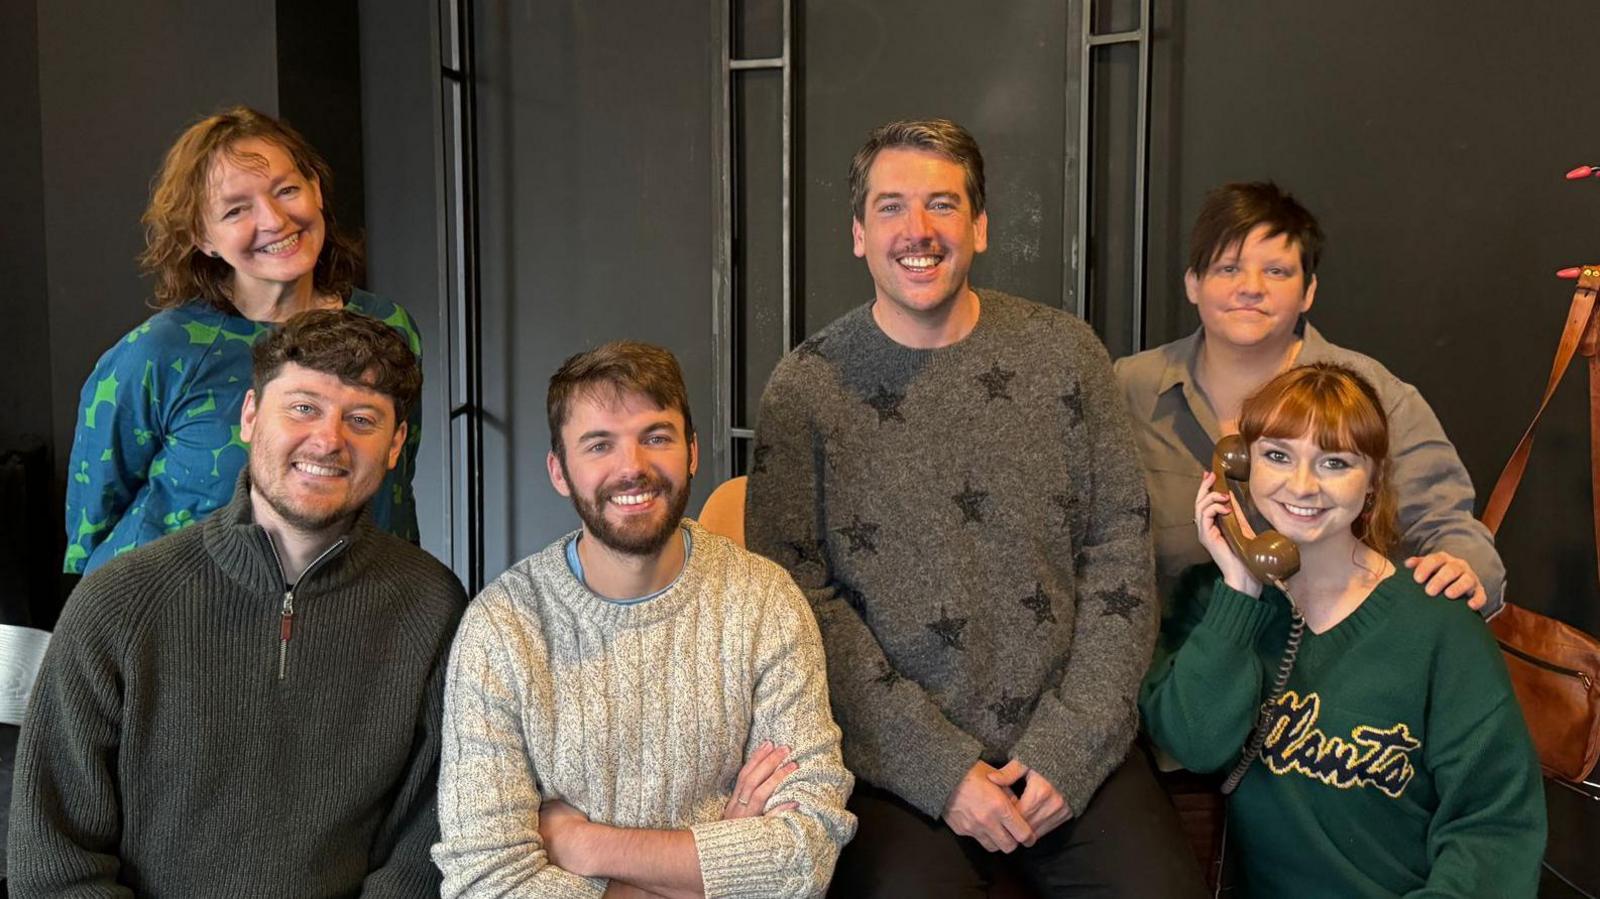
top-left (1220, 581), bottom-right (1305, 796)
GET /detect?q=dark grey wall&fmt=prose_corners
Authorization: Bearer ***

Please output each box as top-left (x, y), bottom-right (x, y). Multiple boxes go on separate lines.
top-left (357, 0), bottom-right (449, 557)
top-left (798, 1), bottom-right (1078, 336)
top-left (473, 0), bottom-right (718, 575)
top-left (0, 0), bottom-right (51, 454)
top-left (36, 1), bottom-right (280, 471)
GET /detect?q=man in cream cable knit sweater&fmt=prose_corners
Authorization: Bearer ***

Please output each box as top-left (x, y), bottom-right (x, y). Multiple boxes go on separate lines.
top-left (432, 342), bottom-right (855, 898)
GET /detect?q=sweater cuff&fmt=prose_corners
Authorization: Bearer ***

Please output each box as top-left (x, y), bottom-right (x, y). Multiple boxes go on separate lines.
top-left (894, 729), bottom-right (986, 820)
top-left (1199, 581), bottom-right (1278, 647)
top-left (690, 818), bottom-right (795, 899)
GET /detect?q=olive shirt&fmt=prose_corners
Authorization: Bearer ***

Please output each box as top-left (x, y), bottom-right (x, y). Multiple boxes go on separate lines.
top-left (1113, 322), bottom-right (1504, 617)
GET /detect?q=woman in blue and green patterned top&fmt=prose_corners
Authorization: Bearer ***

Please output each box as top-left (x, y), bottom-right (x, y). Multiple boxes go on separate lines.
top-left (63, 107), bottom-right (421, 576)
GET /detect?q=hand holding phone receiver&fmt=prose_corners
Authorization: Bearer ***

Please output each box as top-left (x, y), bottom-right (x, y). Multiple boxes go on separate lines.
top-left (1210, 434), bottom-right (1302, 586)
top-left (1208, 434), bottom-right (1307, 795)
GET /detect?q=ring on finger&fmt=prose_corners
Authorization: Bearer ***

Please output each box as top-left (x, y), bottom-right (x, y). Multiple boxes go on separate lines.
top-left (737, 795), bottom-right (750, 806)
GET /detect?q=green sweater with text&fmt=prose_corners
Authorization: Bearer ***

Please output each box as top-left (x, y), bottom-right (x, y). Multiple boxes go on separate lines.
top-left (1141, 565), bottom-right (1544, 898)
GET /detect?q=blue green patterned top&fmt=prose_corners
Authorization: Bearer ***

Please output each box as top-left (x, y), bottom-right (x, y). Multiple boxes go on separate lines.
top-left (63, 290), bottom-right (423, 574)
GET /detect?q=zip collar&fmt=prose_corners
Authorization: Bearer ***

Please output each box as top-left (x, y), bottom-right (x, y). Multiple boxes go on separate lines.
top-left (202, 470), bottom-right (376, 598)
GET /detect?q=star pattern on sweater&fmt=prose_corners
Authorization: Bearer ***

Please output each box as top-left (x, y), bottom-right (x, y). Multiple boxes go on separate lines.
top-left (1059, 383), bottom-right (1084, 427)
top-left (873, 660), bottom-right (902, 687)
top-left (1049, 493), bottom-right (1075, 529)
top-left (988, 690), bottom-right (1031, 728)
top-left (796, 334), bottom-right (830, 361)
top-left (751, 442), bottom-right (772, 475)
top-left (926, 605), bottom-right (969, 650)
top-left (839, 582), bottom-right (869, 615)
top-left (975, 363), bottom-right (1016, 401)
top-left (834, 516), bottom-right (880, 555)
top-left (1097, 584), bottom-right (1143, 623)
top-left (786, 538), bottom-right (825, 569)
top-left (1020, 583), bottom-right (1056, 625)
top-left (953, 480), bottom-right (990, 524)
top-left (866, 385), bottom-right (906, 423)
top-left (1129, 494), bottom-right (1150, 529)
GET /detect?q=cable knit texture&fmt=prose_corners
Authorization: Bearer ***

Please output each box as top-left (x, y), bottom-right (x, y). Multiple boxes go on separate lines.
top-left (7, 473), bottom-right (466, 898)
top-left (746, 290), bottom-right (1157, 818)
top-left (432, 521), bottom-right (856, 899)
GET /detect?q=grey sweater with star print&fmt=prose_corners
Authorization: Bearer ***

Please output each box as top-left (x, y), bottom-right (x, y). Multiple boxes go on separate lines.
top-left (747, 289), bottom-right (1157, 819)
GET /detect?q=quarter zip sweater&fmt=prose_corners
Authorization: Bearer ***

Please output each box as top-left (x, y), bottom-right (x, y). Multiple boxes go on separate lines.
top-left (8, 473), bottom-right (467, 898)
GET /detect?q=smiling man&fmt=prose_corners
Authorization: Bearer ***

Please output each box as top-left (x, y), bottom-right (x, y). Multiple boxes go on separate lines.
top-left (432, 341), bottom-right (854, 899)
top-left (8, 309), bottom-right (466, 896)
top-left (746, 119), bottom-right (1204, 896)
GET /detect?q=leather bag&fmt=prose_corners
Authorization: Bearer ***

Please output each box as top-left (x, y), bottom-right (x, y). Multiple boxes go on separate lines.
top-left (1480, 265), bottom-right (1600, 784)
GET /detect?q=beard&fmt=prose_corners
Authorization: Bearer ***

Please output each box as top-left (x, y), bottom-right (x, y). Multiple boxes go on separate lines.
top-left (567, 468), bottom-right (691, 557)
top-left (249, 454), bottom-right (367, 535)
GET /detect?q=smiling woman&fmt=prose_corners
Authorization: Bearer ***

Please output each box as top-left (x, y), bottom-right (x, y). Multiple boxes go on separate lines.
top-left (61, 107), bottom-right (423, 576)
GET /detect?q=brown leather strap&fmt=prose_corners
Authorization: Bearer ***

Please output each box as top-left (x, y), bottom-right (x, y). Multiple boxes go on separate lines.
top-left (1481, 266), bottom-right (1600, 535)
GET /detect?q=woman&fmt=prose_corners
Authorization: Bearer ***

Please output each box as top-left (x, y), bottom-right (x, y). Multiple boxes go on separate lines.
top-left (1140, 363), bottom-right (1544, 897)
top-left (63, 107), bottom-right (421, 576)
top-left (1115, 181), bottom-right (1502, 615)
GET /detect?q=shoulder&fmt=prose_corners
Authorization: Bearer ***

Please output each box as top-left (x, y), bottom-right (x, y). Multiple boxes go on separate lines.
top-left (91, 305), bottom-right (232, 368)
top-left (688, 526), bottom-right (811, 611)
top-left (1377, 572), bottom-right (1501, 669)
top-left (345, 289), bottom-right (423, 355)
top-left (465, 537), bottom-right (576, 629)
top-left (979, 289), bottom-right (1101, 349)
top-left (763, 307), bottom-right (873, 410)
top-left (1114, 337), bottom-right (1188, 402)
top-left (63, 525), bottom-right (212, 638)
top-left (364, 530), bottom-right (468, 617)
top-left (1303, 327), bottom-right (1423, 414)
top-left (687, 526), bottom-right (822, 648)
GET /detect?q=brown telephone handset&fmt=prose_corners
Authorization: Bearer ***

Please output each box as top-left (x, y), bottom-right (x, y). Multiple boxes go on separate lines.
top-left (1210, 433), bottom-right (1307, 795)
top-left (1210, 434), bottom-right (1302, 586)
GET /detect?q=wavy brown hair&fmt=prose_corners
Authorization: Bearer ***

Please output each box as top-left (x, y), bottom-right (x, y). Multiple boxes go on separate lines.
top-left (140, 106), bottom-right (363, 311)
top-left (1239, 363), bottom-right (1399, 558)
top-left (252, 308), bottom-right (421, 424)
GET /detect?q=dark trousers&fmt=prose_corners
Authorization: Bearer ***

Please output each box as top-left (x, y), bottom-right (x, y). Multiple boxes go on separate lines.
top-left (829, 750), bottom-right (1206, 898)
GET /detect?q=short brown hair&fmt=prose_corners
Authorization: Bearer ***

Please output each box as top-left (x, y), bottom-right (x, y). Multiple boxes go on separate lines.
top-left (547, 341), bottom-right (694, 459)
top-left (252, 308), bottom-right (421, 424)
top-left (849, 119), bottom-right (987, 220)
top-left (1239, 363), bottom-right (1398, 558)
top-left (1187, 181), bottom-right (1323, 280)
top-left (140, 106), bottom-right (363, 311)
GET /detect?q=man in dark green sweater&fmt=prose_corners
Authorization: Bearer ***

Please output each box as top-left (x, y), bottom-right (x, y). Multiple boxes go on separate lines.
top-left (747, 119), bottom-right (1204, 896)
top-left (7, 310), bottom-right (466, 897)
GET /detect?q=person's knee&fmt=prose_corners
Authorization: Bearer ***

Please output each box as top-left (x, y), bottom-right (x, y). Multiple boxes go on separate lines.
top-left (831, 788), bottom-right (988, 898)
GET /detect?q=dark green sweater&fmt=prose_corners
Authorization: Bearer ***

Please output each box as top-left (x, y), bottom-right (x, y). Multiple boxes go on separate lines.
top-left (1141, 565), bottom-right (1544, 898)
top-left (7, 475), bottom-right (466, 897)
top-left (748, 291), bottom-right (1155, 818)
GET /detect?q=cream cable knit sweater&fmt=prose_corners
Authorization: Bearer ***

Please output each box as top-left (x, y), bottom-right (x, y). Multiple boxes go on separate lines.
top-left (433, 521), bottom-right (856, 898)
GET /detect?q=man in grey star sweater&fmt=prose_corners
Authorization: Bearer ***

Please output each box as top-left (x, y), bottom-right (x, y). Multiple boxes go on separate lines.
top-left (747, 119), bottom-right (1204, 896)
top-left (432, 342), bottom-right (854, 899)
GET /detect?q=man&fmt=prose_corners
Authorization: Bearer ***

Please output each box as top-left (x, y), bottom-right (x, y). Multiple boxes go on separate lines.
top-left (1115, 181), bottom-right (1502, 614)
top-left (746, 119), bottom-right (1204, 895)
top-left (432, 341), bottom-right (854, 899)
top-left (8, 309), bottom-right (466, 895)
